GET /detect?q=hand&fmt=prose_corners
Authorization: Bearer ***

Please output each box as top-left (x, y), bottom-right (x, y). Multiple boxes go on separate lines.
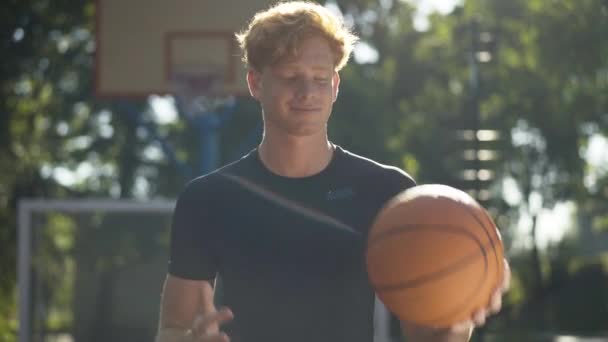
top-left (188, 307), bottom-right (234, 342)
top-left (450, 258), bottom-right (511, 333)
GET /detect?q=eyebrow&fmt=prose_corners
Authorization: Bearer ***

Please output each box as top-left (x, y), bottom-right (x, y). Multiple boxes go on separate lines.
top-left (277, 63), bottom-right (333, 71)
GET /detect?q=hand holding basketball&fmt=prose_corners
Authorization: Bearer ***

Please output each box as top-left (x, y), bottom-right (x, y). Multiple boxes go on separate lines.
top-left (366, 184), bottom-right (507, 328)
top-left (449, 258), bottom-right (510, 332)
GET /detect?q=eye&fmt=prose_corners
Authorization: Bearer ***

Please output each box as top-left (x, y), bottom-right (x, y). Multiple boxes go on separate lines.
top-left (281, 75), bottom-right (298, 82)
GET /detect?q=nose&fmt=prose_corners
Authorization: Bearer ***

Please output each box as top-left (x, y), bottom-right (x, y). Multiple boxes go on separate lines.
top-left (295, 79), bottom-right (317, 100)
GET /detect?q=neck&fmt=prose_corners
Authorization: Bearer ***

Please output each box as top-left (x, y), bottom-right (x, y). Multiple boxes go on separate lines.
top-left (258, 131), bottom-right (334, 178)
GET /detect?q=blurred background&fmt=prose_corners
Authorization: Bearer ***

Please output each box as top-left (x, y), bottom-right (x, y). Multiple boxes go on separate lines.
top-left (1, 0), bottom-right (607, 341)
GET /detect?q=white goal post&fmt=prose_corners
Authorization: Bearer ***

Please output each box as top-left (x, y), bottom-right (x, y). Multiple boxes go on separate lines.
top-left (17, 199), bottom-right (175, 342)
top-left (17, 198), bottom-right (396, 342)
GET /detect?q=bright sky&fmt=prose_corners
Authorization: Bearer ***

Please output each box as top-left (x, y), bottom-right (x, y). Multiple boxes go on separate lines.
top-left (352, 0), bottom-right (461, 63)
top-left (406, 0), bottom-right (462, 31)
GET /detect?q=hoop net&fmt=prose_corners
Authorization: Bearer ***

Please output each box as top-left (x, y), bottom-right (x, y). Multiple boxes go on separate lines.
top-left (169, 65), bottom-right (235, 116)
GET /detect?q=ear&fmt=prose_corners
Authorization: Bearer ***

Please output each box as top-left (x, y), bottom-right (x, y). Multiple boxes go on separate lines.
top-left (332, 71), bottom-right (340, 103)
top-left (246, 69), bottom-right (262, 100)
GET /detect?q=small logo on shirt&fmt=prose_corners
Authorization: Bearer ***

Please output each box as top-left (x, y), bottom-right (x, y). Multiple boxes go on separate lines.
top-left (327, 187), bottom-right (355, 201)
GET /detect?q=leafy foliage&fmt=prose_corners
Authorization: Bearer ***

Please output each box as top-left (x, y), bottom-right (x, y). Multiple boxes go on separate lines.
top-left (2, 0), bottom-right (607, 339)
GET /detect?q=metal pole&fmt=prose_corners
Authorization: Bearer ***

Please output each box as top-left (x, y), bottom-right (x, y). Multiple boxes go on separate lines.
top-left (197, 112), bottom-right (222, 175)
top-left (195, 99), bottom-right (236, 176)
top-left (469, 19), bottom-right (482, 200)
top-left (18, 201), bottom-right (32, 342)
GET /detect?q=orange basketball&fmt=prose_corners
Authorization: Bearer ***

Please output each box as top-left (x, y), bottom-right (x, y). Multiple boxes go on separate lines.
top-left (366, 184), bottom-right (504, 327)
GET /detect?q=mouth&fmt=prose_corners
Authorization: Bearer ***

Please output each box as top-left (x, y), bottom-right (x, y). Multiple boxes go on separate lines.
top-left (290, 106), bottom-right (322, 113)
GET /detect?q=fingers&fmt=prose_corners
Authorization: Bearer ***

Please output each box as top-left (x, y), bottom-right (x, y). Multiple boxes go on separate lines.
top-left (489, 287), bottom-right (503, 314)
top-left (450, 308), bottom-right (488, 332)
top-left (451, 259), bottom-right (512, 331)
top-left (501, 258), bottom-right (511, 293)
top-left (192, 307), bottom-right (233, 341)
top-left (472, 308), bottom-right (487, 326)
top-left (490, 258), bottom-right (510, 314)
top-left (196, 307), bottom-right (234, 332)
top-left (449, 320), bottom-right (473, 333)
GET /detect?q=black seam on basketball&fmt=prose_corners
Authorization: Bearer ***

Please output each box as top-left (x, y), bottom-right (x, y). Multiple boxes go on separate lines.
top-left (372, 231), bottom-right (490, 326)
top-left (461, 205), bottom-right (502, 285)
top-left (369, 225), bottom-right (488, 292)
top-left (463, 205), bottom-right (498, 255)
top-left (428, 207), bottom-right (500, 325)
top-left (369, 223), bottom-right (476, 245)
top-left (480, 208), bottom-right (502, 250)
top-left (424, 244), bottom-right (489, 326)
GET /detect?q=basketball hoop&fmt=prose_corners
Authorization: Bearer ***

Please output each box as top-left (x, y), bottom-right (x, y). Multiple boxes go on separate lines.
top-left (169, 66), bottom-right (235, 117)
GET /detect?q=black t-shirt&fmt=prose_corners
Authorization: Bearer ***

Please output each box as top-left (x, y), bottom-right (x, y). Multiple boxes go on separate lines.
top-left (168, 145), bottom-right (416, 342)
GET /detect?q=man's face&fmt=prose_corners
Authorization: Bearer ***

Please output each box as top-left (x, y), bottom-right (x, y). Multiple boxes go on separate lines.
top-left (247, 35), bottom-right (340, 137)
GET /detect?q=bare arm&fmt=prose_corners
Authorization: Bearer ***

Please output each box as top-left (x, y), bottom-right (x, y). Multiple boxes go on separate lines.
top-left (156, 274), bottom-right (231, 342)
top-left (401, 322), bottom-right (473, 342)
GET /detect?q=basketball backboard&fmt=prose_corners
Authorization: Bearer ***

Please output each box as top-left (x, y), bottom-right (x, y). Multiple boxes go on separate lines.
top-left (95, 0), bottom-right (278, 98)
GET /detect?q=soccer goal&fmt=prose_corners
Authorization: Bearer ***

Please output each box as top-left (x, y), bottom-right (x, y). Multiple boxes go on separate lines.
top-left (17, 199), bottom-right (175, 342)
top-left (17, 198), bottom-right (398, 342)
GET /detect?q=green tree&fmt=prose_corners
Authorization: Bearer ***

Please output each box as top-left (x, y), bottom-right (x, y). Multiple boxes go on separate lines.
top-left (388, 0), bottom-right (608, 335)
top-left (1, 1), bottom-right (189, 339)
top-left (3, 0), bottom-right (607, 340)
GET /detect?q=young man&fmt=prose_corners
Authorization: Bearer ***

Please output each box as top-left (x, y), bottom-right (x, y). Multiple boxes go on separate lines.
top-left (156, 2), bottom-right (509, 342)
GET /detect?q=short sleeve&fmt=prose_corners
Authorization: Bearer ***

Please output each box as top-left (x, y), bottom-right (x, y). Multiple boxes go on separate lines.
top-left (168, 178), bottom-right (219, 280)
top-left (383, 167), bottom-right (417, 200)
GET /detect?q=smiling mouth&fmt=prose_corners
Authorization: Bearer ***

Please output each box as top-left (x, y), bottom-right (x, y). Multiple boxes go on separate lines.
top-left (291, 107), bottom-right (321, 112)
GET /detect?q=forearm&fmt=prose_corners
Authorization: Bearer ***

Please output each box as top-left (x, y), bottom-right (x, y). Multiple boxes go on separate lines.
top-left (157, 276), bottom-right (220, 342)
top-left (401, 321), bottom-right (473, 342)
